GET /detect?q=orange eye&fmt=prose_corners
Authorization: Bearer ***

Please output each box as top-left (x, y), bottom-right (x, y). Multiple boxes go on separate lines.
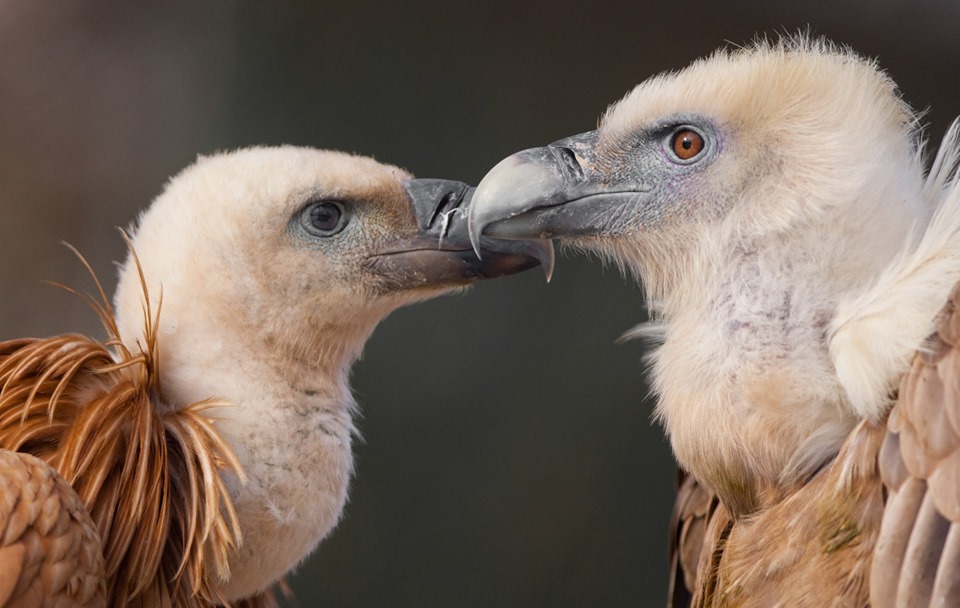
top-left (671, 129), bottom-right (705, 161)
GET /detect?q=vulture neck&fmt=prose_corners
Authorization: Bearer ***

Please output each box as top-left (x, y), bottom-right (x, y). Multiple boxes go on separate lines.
top-left (645, 213), bottom-right (909, 516)
top-left (149, 309), bottom-right (380, 599)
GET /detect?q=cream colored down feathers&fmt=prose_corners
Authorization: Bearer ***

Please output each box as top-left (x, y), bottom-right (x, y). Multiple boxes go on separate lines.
top-left (462, 36), bottom-right (960, 604)
top-left (114, 147), bottom-right (418, 600)
top-left (590, 39), bottom-right (960, 509)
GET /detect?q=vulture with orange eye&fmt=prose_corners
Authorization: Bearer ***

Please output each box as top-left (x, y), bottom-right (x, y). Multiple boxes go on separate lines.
top-left (0, 146), bottom-right (550, 607)
top-left (469, 37), bottom-right (960, 607)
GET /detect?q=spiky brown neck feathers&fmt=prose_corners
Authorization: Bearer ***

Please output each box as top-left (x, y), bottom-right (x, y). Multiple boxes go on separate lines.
top-left (0, 254), bottom-right (245, 606)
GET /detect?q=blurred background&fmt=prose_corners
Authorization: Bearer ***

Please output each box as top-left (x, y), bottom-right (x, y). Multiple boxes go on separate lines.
top-left (2, 2), bottom-right (959, 605)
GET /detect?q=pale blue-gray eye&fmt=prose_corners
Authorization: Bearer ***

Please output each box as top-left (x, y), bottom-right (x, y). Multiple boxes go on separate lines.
top-left (303, 201), bottom-right (347, 236)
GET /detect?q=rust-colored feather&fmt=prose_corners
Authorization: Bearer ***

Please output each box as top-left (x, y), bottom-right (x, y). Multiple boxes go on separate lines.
top-left (667, 470), bottom-right (720, 608)
top-left (0, 243), bottom-right (248, 606)
top-left (0, 449), bottom-right (106, 607)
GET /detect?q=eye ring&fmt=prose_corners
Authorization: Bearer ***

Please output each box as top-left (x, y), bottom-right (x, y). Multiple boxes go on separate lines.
top-left (301, 200), bottom-right (349, 237)
top-left (668, 128), bottom-right (706, 163)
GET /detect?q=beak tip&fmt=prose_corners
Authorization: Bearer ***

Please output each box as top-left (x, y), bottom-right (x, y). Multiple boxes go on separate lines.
top-left (468, 162), bottom-right (557, 281)
top-left (467, 216), bottom-right (484, 259)
top-left (540, 239), bottom-right (555, 283)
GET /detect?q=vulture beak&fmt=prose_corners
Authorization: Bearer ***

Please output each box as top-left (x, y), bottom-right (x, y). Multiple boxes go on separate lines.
top-left (368, 178), bottom-right (555, 287)
top-left (468, 130), bottom-right (647, 259)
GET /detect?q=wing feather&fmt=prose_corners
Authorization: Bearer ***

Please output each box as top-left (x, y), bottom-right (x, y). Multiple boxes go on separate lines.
top-left (0, 449), bottom-right (106, 607)
top-left (873, 283), bottom-right (960, 607)
top-left (667, 470), bottom-right (717, 608)
top-left (930, 523), bottom-right (960, 604)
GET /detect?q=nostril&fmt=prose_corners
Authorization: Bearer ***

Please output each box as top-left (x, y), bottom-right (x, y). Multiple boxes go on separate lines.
top-left (429, 188), bottom-right (466, 228)
top-left (554, 146), bottom-right (584, 181)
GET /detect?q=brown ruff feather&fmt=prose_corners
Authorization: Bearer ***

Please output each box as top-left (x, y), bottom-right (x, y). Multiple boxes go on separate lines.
top-left (0, 241), bottom-right (249, 606)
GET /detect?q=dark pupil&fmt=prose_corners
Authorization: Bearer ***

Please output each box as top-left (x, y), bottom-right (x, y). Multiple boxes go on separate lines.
top-left (681, 137), bottom-right (693, 150)
top-left (310, 203), bottom-right (341, 231)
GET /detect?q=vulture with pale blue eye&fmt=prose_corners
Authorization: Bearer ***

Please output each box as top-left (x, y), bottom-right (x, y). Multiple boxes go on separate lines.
top-left (470, 37), bottom-right (960, 607)
top-left (0, 146), bottom-right (550, 606)
top-left (302, 200), bottom-right (349, 236)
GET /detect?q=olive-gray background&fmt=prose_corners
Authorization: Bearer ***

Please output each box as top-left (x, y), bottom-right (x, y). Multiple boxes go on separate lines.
top-left (2, 2), bottom-right (958, 606)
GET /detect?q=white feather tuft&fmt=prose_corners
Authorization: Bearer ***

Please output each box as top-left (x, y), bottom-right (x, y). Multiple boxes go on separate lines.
top-left (830, 120), bottom-right (960, 420)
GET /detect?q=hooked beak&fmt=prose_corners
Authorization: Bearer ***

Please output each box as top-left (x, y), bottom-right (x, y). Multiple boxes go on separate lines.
top-left (467, 130), bottom-right (648, 263)
top-left (367, 178), bottom-right (554, 289)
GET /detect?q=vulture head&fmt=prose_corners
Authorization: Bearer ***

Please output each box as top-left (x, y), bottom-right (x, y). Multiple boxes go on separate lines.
top-left (111, 146), bottom-right (550, 599)
top-left (469, 38), bottom-right (960, 513)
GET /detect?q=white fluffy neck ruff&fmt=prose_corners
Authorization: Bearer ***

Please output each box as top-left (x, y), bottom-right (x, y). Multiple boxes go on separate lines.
top-left (616, 126), bottom-right (960, 514)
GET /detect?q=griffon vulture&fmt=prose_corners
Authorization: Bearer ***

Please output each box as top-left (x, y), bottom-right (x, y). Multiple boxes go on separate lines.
top-left (468, 38), bottom-right (960, 607)
top-left (0, 146), bottom-right (550, 607)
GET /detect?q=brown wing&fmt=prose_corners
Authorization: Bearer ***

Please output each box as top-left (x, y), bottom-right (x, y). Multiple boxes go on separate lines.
top-left (667, 470), bottom-right (720, 608)
top-left (873, 283), bottom-right (960, 607)
top-left (0, 449), bottom-right (105, 607)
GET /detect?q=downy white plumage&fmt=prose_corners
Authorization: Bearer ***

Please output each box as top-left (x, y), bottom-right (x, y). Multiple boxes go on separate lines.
top-left (468, 37), bottom-right (960, 606)
top-left (0, 146), bottom-right (547, 606)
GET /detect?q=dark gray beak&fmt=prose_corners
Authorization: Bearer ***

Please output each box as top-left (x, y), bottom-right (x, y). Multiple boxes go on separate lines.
top-left (366, 178), bottom-right (554, 289)
top-left (468, 130), bottom-right (645, 259)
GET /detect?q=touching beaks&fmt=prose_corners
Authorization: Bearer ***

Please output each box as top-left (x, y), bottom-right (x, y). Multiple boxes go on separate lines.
top-left (366, 178), bottom-right (553, 289)
top-left (468, 129), bottom-right (645, 281)
top-left (405, 178), bottom-right (555, 282)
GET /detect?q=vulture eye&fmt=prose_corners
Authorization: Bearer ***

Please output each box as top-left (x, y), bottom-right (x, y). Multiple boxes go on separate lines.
top-left (669, 128), bottom-right (706, 162)
top-left (302, 201), bottom-right (349, 237)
